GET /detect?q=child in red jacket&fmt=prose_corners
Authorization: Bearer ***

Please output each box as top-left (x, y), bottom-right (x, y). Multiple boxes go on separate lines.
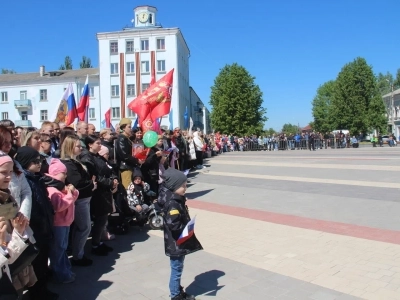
top-left (45, 159), bottom-right (79, 284)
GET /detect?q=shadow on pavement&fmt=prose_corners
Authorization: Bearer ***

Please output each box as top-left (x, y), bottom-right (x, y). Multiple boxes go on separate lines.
top-left (186, 270), bottom-right (226, 296)
top-left (185, 189), bottom-right (214, 199)
top-left (187, 171), bottom-right (199, 179)
top-left (47, 227), bottom-right (151, 300)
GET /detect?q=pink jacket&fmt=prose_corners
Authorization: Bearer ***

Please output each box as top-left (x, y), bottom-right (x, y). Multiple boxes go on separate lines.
top-left (47, 187), bottom-right (79, 226)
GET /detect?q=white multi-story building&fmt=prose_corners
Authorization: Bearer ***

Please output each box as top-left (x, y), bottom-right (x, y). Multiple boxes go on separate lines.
top-left (0, 67), bottom-right (100, 128)
top-left (0, 5), bottom-right (210, 132)
top-left (97, 5), bottom-right (193, 130)
top-left (189, 87), bottom-right (211, 133)
top-left (383, 87), bottom-right (400, 137)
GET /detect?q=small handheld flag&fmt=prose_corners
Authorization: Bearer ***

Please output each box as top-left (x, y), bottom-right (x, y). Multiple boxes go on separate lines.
top-left (177, 216), bottom-right (196, 245)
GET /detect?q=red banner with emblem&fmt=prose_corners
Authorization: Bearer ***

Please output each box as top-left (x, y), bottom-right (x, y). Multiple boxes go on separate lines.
top-left (128, 69), bottom-right (174, 132)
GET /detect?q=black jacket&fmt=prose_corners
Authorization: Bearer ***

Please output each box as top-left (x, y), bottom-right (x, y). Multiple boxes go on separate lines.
top-left (115, 134), bottom-right (139, 170)
top-left (162, 194), bottom-right (202, 257)
top-left (174, 136), bottom-right (187, 156)
top-left (23, 170), bottom-right (54, 245)
top-left (39, 153), bottom-right (50, 175)
top-left (80, 151), bottom-right (116, 216)
top-left (142, 147), bottom-right (161, 184)
top-left (61, 158), bottom-right (94, 199)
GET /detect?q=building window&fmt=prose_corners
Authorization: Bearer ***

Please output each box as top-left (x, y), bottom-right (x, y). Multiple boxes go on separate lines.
top-left (40, 89), bottom-right (47, 101)
top-left (111, 85), bottom-right (119, 97)
top-left (21, 111), bottom-right (28, 120)
top-left (1, 112), bottom-right (8, 119)
top-left (142, 83), bottom-right (150, 92)
top-left (127, 84), bottom-right (135, 97)
top-left (110, 41), bottom-right (118, 55)
top-left (126, 62), bottom-right (135, 74)
top-left (149, 14), bottom-right (153, 24)
top-left (157, 60), bottom-right (166, 72)
top-left (112, 107), bottom-right (120, 119)
top-left (1, 92), bottom-right (8, 103)
top-left (20, 91), bottom-right (27, 100)
top-left (110, 63), bottom-right (119, 75)
top-left (141, 61), bottom-right (149, 73)
top-left (141, 39), bottom-right (149, 51)
top-left (156, 38), bottom-right (165, 50)
top-left (126, 40), bottom-right (134, 53)
top-left (40, 110), bottom-right (48, 121)
top-left (89, 108), bottom-right (95, 119)
top-left (90, 87), bottom-right (94, 97)
top-left (127, 109), bottom-right (136, 118)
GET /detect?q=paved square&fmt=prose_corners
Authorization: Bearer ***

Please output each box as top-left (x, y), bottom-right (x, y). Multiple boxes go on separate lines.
top-left (49, 148), bottom-right (400, 299)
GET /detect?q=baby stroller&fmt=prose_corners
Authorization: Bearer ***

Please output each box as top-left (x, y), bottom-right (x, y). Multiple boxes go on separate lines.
top-left (108, 185), bottom-right (133, 235)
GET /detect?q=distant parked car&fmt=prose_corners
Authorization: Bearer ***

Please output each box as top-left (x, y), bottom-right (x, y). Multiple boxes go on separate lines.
top-left (381, 135), bottom-right (390, 144)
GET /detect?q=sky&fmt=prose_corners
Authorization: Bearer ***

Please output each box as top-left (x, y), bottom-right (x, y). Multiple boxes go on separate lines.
top-left (1, 0), bottom-right (399, 131)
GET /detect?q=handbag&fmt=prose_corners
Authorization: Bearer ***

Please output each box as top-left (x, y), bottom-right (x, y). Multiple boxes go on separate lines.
top-left (0, 268), bottom-right (18, 300)
top-left (9, 242), bottom-right (39, 277)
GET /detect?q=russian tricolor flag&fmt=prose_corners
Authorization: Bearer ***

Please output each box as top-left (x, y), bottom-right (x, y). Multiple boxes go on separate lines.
top-left (177, 216), bottom-right (196, 245)
top-left (63, 83), bottom-right (78, 126)
top-left (77, 75), bottom-right (90, 122)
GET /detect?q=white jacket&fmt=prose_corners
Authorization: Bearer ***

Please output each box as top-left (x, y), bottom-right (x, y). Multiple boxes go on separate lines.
top-left (0, 229), bottom-right (29, 282)
top-left (193, 132), bottom-right (204, 152)
top-left (188, 140), bottom-right (197, 161)
top-left (9, 161), bottom-right (32, 219)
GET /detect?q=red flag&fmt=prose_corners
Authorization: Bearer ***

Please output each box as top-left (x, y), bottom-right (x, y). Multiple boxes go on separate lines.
top-left (134, 148), bottom-right (150, 160)
top-left (128, 69), bottom-right (174, 124)
top-left (105, 108), bottom-right (111, 128)
top-left (140, 114), bottom-right (152, 132)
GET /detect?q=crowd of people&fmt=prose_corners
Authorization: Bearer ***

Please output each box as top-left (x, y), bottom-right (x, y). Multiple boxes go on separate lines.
top-left (198, 131), bottom-right (398, 152)
top-left (0, 118), bottom-right (204, 300)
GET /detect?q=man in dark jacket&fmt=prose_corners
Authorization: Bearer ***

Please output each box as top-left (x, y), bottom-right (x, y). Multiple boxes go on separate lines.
top-left (115, 118), bottom-right (144, 189)
top-left (172, 128), bottom-right (187, 171)
top-left (162, 168), bottom-right (202, 300)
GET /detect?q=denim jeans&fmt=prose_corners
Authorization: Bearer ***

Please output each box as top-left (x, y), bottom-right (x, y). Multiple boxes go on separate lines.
top-left (169, 256), bottom-right (185, 298)
top-left (49, 226), bottom-right (74, 282)
top-left (72, 197), bottom-right (91, 259)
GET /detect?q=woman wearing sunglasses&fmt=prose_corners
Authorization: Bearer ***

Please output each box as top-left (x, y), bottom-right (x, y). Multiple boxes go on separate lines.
top-left (38, 133), bottom-right (52, 174)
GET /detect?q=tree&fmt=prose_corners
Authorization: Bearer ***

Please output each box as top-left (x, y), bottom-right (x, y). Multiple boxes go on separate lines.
top-left (264, 128), bottom-right (276, 136)
top-left (394, 68), bottom-right (400, 90)
top-left (368, 93), bottom-right (387, 134)
top-left (376, 72), bottom-right (393, 95)
top-left (281, 123), bottom-right (299, 135)
top-left (311, 80), bottom-right (335, 133)
top-left (59, 56), bottom-right (73, 70)
top-left (80, 56), bottom-right (92, 69)
top-left (209, 63), bottom-right (267, 136)
top-left (1, 68), bottom-right (16, 74)
top-left (331, 57), bottom-right (386, 135)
